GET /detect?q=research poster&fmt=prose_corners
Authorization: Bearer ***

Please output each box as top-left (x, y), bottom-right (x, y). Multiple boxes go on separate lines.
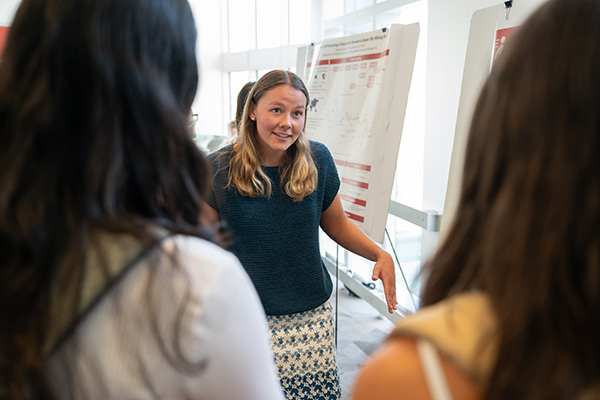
top-left (298, 24), bottom-right (419, 243)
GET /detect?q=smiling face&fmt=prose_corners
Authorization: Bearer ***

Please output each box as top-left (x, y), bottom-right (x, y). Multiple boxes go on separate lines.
top-left (249, 84), bottom-right (307, 166)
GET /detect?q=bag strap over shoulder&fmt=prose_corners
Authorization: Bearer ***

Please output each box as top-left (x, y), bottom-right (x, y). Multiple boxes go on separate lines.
top-left (417, 338), bottom-right (454, 400)
top-left (46, 231), bottom-right (171, 356)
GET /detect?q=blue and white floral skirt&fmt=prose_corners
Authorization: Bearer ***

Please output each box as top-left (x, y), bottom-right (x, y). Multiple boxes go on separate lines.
top-left (267, 302), bottom-right (341, 400)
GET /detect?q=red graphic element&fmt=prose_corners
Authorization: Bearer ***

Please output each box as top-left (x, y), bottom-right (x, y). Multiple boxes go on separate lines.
top-left (306, 59), bottom-right (331, 68)
top-left (346, 161), bottom-right (371, 171)
top-left (345, 211), bottom-right (365, 223)
top-left (0, 26), bottom-right (10, 57)
top-left (309, 50), bottom-right (390, 69)
top-left (334, 159), bottom-right (372, 172)
top-left (342, 177), bottom-right (369, 189)
top-left (330, 50), bottom-right (389, 65)
top-left (493, 27), bottom-right (518, 64)
top-left (340, 194), bottom-right (367, 207)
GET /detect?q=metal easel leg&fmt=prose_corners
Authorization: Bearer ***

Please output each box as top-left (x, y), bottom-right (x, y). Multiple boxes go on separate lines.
top-left (335, 244), bottom-right (339, 348)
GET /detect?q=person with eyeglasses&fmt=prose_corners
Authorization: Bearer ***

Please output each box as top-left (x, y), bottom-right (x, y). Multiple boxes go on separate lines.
top-left (189, 110), bottom-right (198, 138)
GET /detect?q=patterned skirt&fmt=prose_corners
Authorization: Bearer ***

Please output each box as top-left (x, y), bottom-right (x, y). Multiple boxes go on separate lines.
top-left (267, 302), bottom-right (341, 400)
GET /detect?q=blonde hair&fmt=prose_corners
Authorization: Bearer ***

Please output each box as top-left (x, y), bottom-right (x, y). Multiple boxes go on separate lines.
top-left (226, 70), bottom-right (317, 202)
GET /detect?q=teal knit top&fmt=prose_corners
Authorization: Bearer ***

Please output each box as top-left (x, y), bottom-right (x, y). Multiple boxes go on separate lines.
top-left (207, 141), bottom-right (340, 315)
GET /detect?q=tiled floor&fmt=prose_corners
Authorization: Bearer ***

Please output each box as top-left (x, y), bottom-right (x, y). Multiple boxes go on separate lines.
top-left (330, 285), bottom-right (396, 400)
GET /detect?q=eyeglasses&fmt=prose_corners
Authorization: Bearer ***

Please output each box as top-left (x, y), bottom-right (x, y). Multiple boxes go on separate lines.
top-left (189, 113), bottom-right (198, 127)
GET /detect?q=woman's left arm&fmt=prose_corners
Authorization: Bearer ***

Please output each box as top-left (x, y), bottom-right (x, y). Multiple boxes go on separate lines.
top-left (320, 194), bottom-right (397, 313)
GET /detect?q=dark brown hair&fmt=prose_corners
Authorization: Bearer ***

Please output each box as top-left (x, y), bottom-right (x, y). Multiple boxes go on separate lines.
top-left (422, 0), bottom-right (600, 398)
top-left (0, 0), bottom-right (214, 398)
top-left (235, 81), bottom-right (255, 129)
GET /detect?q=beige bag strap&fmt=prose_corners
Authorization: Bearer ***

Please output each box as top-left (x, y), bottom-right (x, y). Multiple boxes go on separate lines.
top-left (417, 339), bottom-right (454, 400)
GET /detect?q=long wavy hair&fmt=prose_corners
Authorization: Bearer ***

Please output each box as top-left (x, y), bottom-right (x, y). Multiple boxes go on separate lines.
top-left (0, 0), bottom-right (215, 398)
top-left (226, 70), bottom-right (318, 201)
top-left (422, 0), bottom-right (600, 398)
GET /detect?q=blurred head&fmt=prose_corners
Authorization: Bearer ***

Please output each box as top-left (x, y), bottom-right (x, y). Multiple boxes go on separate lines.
top-left (228, 120), bottom-right (238, 137)
top-left (0, 0), bottom-right (206, 226)
top-left (189, 110), bottom-right (198, 138)
top-left (0, 0), bottom-right (214, 397)
top-left (424, 0), bottom-right (600, 397)
top-left (239, 70), bottom-right (309, 165)
top-left (235, 81), bottom-right (255, 130)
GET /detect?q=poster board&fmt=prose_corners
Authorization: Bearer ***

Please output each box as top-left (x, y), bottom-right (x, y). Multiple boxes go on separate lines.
top-left (440, 0), bottom-right (548, 244)
top-left (297, 24), bottom-right (419, 243)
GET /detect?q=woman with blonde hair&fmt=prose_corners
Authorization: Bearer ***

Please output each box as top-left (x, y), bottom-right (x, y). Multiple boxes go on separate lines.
top-left (205, 69), bottom-right (397, 400)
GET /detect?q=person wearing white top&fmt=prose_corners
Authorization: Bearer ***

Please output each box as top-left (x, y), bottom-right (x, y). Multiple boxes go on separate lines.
top-left (48, 235), bottom-right (285, 400)
top-left (0, 0), bottom-right (284, 398)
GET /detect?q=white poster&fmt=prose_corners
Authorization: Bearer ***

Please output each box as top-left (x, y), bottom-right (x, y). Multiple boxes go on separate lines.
top-left (298, 24), bottom-right (419, 243)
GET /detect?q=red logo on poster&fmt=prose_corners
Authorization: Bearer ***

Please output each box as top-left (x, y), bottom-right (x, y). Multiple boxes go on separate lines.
top-left (493, 27), bottom-right (518, 64)
top-left (0, 26), bottom-right (10, 57)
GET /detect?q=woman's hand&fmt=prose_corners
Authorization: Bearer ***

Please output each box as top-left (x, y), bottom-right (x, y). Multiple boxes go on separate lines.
top-left (372, 250), bottom-right (397, 313)
top-left (321, 195), bottom-right (398, 313)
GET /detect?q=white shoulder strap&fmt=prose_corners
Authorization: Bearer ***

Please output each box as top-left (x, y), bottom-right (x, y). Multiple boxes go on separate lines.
top-left (417, 339), bottom-right (454, 400)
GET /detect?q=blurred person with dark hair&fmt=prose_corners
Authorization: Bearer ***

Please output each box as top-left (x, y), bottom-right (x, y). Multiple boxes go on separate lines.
top-left (353, 0), bottom-right (600, 399)
top-left (224, 81), bottom-right (255, 147)
top-left (0, 0), bottom-right (284, 399)
top-left (235, 81), bottom-right (256, 131)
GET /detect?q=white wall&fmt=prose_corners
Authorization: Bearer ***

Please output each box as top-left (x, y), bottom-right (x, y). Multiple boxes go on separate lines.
top-left (1, 0), bottom-right (225, 137)
top-left (0, 0), bottom-right (20, 24)
top-left (190, 0), bottom-right (227, 137)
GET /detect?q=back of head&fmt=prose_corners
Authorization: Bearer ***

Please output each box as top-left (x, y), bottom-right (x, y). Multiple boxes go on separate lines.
top-left (423, 0), bottom-right (600, 397)
top-left (0, 0), bottom-right (211, 398)
top-left (0, 0), bottom-right (205, 226)
top-left (235, 81), bottom-right (255, 129)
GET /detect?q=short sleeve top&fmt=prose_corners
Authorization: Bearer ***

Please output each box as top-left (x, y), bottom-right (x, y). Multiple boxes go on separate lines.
top-left (207, 141), bottom-right (341, 315)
